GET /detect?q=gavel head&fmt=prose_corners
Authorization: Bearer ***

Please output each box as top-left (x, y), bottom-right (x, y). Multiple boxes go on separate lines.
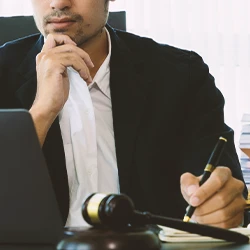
top-left (82, 193), bottom-right (135, 228)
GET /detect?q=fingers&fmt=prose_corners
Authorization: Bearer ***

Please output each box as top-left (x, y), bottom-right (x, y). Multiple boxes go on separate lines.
top-left (193, 196), bottom-right (245, 228)
top-left (182, 167), bottom-right (232, 207)
top-left (59, 55), bottom-right (92, 82)
top-left (37, 52), bottom-right (92, 84)
top-left (40, 34), bottom-right (94, 83)
top-left (211, 212), bottom-right (244, 229)
top-left (42, 34), bottom-right (94, 67)
top-left (180, 172), bottom-right (200, 203)
top-left (42, 34), bottom-right (77, 51)
top-left (194, 177), bottom-right (245, 215)
top-left (37, 45), bottom-right (94, 84)
top-left (50, 44), bottom-right (94, 68)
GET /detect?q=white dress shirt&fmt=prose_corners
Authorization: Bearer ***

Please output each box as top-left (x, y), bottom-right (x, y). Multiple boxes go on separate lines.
top-left (58, 29), bottom-right (119, 227)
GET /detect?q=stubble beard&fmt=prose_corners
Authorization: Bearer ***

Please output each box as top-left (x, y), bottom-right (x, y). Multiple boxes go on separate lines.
top-left (42, 0), bottom-right (109, 46)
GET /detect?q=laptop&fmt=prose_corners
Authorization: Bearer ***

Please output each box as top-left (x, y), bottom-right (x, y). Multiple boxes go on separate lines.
top-left (0, 109), bottom-right (63, 244)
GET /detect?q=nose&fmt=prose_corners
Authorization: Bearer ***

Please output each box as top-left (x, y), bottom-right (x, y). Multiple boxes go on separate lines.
top-left (50, 0), bottom-right (72, 10)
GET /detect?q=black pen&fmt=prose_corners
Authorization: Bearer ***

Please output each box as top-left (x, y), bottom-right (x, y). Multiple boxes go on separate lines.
top-left (183, 136), bottom-right (227, 222)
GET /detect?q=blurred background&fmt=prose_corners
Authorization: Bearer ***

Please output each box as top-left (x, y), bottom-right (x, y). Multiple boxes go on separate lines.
top-left (1, 0), bottom-right (250, 161)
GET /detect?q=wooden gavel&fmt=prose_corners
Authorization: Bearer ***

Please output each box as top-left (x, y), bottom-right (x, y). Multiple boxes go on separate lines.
top-left (82, 193), bottom-right (249, 244)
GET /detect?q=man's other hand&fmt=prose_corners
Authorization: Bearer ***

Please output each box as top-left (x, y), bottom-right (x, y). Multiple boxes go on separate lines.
top-left (180, 167), bottom-right (246, 228)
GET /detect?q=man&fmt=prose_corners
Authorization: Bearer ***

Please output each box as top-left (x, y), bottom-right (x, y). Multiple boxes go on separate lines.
top-left (0, 0), bottom-right (247, 228)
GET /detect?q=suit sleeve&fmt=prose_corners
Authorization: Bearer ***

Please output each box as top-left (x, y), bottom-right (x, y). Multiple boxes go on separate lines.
top-left (0, 45), bottom-right (17, 107)
top-left (181, 51), bottom-right (248, 201)
top-left (0, 49), bottom-right (5, 105)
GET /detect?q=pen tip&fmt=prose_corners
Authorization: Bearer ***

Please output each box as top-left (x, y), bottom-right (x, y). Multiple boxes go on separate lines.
top-left (183, 216), bottom-right (191, 222)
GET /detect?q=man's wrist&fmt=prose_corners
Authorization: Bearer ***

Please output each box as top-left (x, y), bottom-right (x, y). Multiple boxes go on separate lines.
top-left (29, 105), bottom-right (56, 126)
top-left (29, 105), bottom-right (56, 146)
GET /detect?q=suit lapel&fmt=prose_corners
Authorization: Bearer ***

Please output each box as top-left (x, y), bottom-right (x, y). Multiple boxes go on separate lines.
top-left (15, 36), bottom-right (69, 224)
top-left (108, 27), bottom-right (152, 193)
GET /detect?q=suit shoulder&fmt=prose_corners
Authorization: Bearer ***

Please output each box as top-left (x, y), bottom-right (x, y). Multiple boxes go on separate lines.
top-left (114, 29), bottom-right (204, 67)
top-left (114, 29), bottom-right (207, 74)
top-left (0, 34), bottom-right (41, 65)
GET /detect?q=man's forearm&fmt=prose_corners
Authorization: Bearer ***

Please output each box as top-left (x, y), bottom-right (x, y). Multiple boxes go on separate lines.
top-left (29, 106), bottom-right (55, 147)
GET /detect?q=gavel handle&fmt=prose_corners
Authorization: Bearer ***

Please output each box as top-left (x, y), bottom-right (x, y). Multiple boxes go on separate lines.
top-left (132, 211), bottom-right (248, 244)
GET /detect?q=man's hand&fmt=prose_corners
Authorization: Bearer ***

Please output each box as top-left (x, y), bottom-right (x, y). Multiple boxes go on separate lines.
top-left (30, 34), bottom-right (94, 146)
top-left (34, 34), bottom-right (94, 118)
top-left (181, 167), bottom-right (246, 228)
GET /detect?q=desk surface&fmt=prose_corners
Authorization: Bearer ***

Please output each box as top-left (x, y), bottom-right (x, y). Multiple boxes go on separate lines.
top-left (0, 242), bottom-right (250, 250)
top-left (2, 226), bottom-right (250, 250)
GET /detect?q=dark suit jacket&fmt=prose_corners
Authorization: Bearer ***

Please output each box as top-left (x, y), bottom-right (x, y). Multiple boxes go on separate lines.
top-left (0, 25), bottom-right (247, 225)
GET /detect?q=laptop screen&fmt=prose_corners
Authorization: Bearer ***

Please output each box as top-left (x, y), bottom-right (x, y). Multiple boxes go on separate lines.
top-left (0, 109), bottom-right (63, 244)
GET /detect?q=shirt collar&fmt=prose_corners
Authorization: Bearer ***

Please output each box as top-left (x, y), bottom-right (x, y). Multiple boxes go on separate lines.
top-left (88, 28), bottom-right (111, 99)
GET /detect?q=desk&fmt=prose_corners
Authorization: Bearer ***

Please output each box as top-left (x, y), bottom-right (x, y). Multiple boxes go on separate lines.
top-left (0, 243), bottom-right (249, 250)
top-left (1, 226), bottom-right (250, 250)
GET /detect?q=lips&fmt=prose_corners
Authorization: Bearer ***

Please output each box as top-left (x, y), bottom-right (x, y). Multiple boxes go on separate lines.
top-left (47, 17), bottom-right (76, 29)
top-left (47, 17), bottom-right (75, 24)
